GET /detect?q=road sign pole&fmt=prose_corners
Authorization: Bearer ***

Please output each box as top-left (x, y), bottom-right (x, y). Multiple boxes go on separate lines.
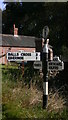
top-left (42, 26), bottom-right (49, 109)
top-left (42, 46), bottom-right (48, 109)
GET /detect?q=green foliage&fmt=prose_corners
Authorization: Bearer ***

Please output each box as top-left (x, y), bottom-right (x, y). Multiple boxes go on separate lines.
top-left (2, 64), bottom-right (68, 119)
top-left (2, 64), bottom-right (22, 82)
top-left (61, 45), bottom-right (68, 58)
top-left (2, 2), bottom-right (68, 55)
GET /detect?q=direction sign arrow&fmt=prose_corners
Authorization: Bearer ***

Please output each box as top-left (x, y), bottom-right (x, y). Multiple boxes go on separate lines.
top-left (7, 52), bottom-right (41, 61)
top-left (33, 61), bottom-right (42, 69)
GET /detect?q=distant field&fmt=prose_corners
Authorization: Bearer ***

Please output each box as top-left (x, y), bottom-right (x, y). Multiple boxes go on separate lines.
top-left (1, 64), bottom-right (68, 119)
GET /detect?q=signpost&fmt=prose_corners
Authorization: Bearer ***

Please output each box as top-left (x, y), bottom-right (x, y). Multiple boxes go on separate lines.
top-left (33, 61), bottom-right (42, 69)
top-left (6, 25), bottom-right (64, 110)
top-left (33, 57), bottom-right (64, 71)
top-left (41, 26), bottom-right (50, 109)
top-left (7, 52), bottom-right (40, 61)
top-left (48, 56), bottom-right (64, 71)
top-left (42, 39), bottom-right (49, 109)
top-left (48, 61), bottom-right (64, 71)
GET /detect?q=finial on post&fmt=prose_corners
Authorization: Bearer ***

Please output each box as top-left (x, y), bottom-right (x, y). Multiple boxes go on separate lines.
top-left (42, 26), bottom-right (49, 43)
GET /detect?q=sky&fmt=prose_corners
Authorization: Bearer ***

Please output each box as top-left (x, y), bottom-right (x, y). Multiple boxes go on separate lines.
top-left (0, 0), bottom-right (6, 11)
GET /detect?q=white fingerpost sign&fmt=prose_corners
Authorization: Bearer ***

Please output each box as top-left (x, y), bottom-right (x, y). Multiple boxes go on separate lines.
top-left (7, 52), bottom-right (40, 61)
top-left (48, 56), bottom-right (64, 71)
top-left (33, 61), bottom-right (42, 69)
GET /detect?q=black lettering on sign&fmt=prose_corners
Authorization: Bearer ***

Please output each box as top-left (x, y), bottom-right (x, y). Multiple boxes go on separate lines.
top-left (8, 56), bottom-right (23, 60)
top-left (49, 66), bottom-right (58, 69)
top-left (8, 53), bottom-right (11, 56)
top-left (36, 57), bottom-right (37, 59)
top-left (49, 63), bottom-right (50, 65)
top-left (21, 57), bottom-right (23, 59)
top-left (49, 62), bottom-right (53, 65)
top-left (53, 58), bottom-right (58, 61)
top-left (8, 57), bottom-right (12, 59)
top-left (21, 53), bottom-right (31, 56)
top-left (8, 52), bottom-right (19, 56)
top-left (8, 53), bottom-right (14, 56)
top-left (58, 62), bottom-right (62, 66)
top-left (34, 64), bottom-right (41, 67)
top-left (19, 57), bottom-right (23, 59)
top-left (36, 53), bottom-right (38, 56)
top-left (17, 53), bottom-right (19, 56)
top-left (49, 62), bottom-right (62, 66)
top-left (53, 63), bottom-right (55, 65)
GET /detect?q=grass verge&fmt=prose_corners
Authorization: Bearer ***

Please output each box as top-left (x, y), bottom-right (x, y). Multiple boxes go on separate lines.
top-left (2, 64), bottom-right (68, 119)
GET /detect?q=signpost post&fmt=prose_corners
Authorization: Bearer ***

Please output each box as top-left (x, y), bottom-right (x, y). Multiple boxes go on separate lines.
top-left (42, 26), bottom-right (49, 109)
top-left (42, 39), bottom-right (49, 109)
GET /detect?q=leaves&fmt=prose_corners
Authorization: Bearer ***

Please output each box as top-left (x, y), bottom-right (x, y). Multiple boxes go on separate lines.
top-left (2, 2), bottom-right (68, 55)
